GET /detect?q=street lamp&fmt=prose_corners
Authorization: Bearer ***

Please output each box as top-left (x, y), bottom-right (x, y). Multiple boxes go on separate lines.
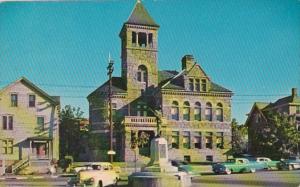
top-left (107, 53), bottom-right (115, 163)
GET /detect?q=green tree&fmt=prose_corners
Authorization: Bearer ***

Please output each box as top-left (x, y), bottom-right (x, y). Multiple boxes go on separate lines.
top-left (59, 105), bottom-right (85, 160)
top-left (258, 112), bottom-right (300, 159)
top-left (130, 131), bottom-right (151, 171)
top-left (231, 118), bottom-right (248, 156)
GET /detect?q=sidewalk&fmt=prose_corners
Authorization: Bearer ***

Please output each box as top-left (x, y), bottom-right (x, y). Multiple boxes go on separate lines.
top-left (0, 174), bottom-right (59, 180)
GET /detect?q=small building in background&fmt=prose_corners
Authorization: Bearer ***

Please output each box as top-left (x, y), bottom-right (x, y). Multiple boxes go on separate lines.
top-left (245, 88), bottom-right (300, 156)
top-left (0, 77), bottom-right (60, 174)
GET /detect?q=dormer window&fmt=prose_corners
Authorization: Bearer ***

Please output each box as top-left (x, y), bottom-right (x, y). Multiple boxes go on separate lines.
top-left (138, 32), bottom-right (147, 48)
top-left (195, 79), bottom-right (200, 92)
top-left (201, 79), bottom-right (207, 92)
top-left (189, 79), bottom-right (194, 91)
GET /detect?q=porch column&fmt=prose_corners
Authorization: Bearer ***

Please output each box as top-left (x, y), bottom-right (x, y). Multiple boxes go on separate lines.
top-left (29, 140), bottom-right (32, 160)
top-left (46, 141), bottom-right (49, 159)
top-left (50, 141), bottom-right (53, 160)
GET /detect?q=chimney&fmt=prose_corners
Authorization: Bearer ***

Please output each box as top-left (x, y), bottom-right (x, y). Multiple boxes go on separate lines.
top-left (182, 55), bottom-right (195, 71)
top-left (292, 88), bottom-right (297, 97)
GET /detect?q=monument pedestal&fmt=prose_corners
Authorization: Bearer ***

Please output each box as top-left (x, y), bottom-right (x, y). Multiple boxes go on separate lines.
top-left (128, 137), bottom-right (192, 187)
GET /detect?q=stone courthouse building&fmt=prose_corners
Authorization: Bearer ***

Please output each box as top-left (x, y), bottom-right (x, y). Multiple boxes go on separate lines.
top-left (88, 1), bottom-right (233, 162)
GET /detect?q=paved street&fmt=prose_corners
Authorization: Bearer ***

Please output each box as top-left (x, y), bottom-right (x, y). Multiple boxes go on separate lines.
top-left (192, 170), bottom-right (300, 187)
top-left (0, 170), bottom-right (299, 187)
top-left (0, 177), bottom-right (68, 187)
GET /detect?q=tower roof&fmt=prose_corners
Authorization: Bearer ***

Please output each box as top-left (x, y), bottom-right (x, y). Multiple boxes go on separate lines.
top-left (125, 1), bottom-right (159, 27)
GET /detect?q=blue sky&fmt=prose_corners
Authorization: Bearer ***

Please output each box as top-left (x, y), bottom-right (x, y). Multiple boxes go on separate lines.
top-left (1, 0), bottom-right (300, 124)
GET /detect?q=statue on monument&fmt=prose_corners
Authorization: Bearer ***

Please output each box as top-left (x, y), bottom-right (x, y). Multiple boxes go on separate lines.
top-left (154, 109), bottom-right (162, 137)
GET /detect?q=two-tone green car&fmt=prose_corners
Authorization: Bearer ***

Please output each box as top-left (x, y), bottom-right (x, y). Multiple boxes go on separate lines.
top-left (212, 158), bottom-right (263, 174)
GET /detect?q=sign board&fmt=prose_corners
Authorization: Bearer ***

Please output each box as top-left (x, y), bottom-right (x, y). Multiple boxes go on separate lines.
top-left (107, 150), bottom-right (116, 155)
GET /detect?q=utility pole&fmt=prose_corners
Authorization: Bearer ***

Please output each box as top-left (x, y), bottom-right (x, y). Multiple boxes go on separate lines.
top-left (107, 53), bottom-right (115, 163)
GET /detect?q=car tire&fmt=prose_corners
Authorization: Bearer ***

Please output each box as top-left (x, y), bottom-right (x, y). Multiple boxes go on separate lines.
top-left (225, 169), bottom-right (232, 175)
top-left (250, 168), bottom-right (256, 173)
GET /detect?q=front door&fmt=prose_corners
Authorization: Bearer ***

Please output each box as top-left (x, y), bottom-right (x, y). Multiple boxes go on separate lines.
top-left (32, 142), bottom-right (48, 159)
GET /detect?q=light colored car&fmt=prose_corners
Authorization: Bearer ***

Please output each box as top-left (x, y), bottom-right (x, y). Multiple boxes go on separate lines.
top-left (72, 162), bottom-right (121, 174)
top-left (72, 164), bottom-right (93, 173)
top-left (78, 163), bottom-right (120, 187)
top-left (255, 157), bottom-right (280, 170)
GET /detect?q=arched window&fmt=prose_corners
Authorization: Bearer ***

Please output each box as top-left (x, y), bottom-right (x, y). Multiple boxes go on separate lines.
top-left (171, 101), bottom-right (179, 120)
top-left (194, 102), bottom-right (201, 121)
top-left (216, 103), bottom-right (223, 122)
top-left (205, 102), bottom-right (212, 121)
top-left (137, 65), bottom-right (148, 84)
top-left (183, 101), bottom-right (190, 121)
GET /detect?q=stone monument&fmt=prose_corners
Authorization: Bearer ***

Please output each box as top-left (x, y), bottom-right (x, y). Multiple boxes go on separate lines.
top-left (128, 109), bottom-right (191, 187)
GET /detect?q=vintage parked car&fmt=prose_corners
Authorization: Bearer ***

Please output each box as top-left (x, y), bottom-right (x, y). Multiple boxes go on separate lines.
top-left (68, 162), bottom-right (120, 187)
top-left (254, 157), bottom-right (280, 170)
top-left (212, 158), bottom-right (264, 174)
top-left (171, 160), bottom-right (200, 178)
top-left (71, 162), bottom-right (121, 174)
top-left (277, 156), bottom-right (300, 170)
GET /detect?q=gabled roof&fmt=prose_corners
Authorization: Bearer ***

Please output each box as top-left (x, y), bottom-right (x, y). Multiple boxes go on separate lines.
top-left (0, 77), bottom-right (59, 105)
top-left (87, 77), bottom-right (126, 99)
top-left (254, 102), bottom-right (269, 110)
top-left (244, 102), bottom-right (269, 127)
top-left (125, 1), bottom-right (159, 27)
top-left (159, 70), bottom-right (185, 90)
top-left (210, 82), bottom-right (232, 93)
top-left (158, 70), bottom-right (232, 93)
top-left (270, 95), bottom-right (300, 107)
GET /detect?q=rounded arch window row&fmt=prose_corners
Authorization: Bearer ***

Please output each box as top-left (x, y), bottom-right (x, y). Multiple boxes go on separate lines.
top-left (171, 101), bottom-right (224, 122)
